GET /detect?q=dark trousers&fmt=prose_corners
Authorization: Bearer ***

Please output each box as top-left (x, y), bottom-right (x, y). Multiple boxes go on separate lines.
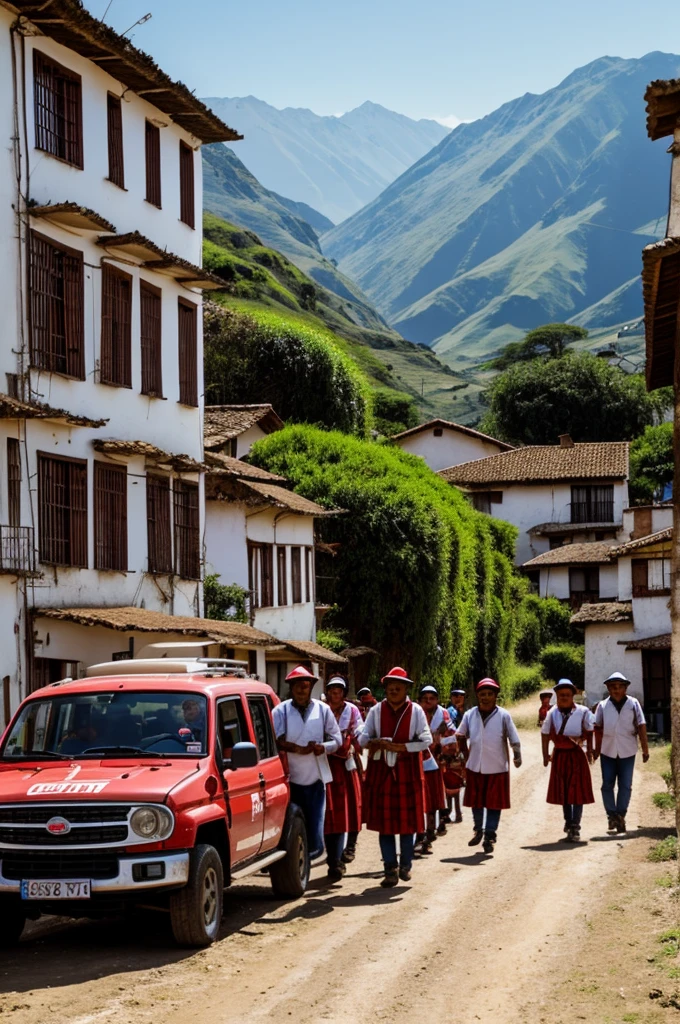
top-left (290, 780), bottom-right (326, 859)
top-left (346, 830), bottom-right (359, 850)
top-left (562, 803), bottom-right (583, 827)
top-left (379, 833), bottom-right (415, 870)
top-left (472, 807), bottom-right (501, 834)
top-left (325, 832), bottom-right (345, 867)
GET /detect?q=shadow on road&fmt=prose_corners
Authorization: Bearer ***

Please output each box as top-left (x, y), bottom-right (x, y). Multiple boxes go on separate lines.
top-left (439, 854), bottom-right (489, 866)
top-left (590, 825), bottom-right (676, 843)
top-left (521, 841), bottom-right (586, 852)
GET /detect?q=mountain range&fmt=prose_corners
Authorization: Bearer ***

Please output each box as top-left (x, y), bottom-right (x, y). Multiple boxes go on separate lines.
top-left (200, 96), bottom-right (449, 223)
top-left (323, 52), bottom-right (679, 367)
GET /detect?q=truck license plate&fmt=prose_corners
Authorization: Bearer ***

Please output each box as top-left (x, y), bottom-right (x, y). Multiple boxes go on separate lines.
top-left (21, 879), bottom-right (91, 900)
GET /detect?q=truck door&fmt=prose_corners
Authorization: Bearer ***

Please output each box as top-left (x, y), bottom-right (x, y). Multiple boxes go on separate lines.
top-left (247, 695), bottom-right (288, 854)
top-left (217, 696), bottom-right (263, 864)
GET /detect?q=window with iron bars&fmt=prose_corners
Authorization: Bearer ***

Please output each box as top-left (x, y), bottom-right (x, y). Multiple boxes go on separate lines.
top-left (106, 93), bottom-right (124, 188)
top-left (33, 50), bottom-right (83, 168)
top-left (173, 481), bottom-right (200, 579)
top-left (101, 264), bottom-right (132, 387)
top-left (29, 232), bottom-right (85, 379)
top-left (140, 282), bottom-right (163, 397)
top-left (145, 120), bottom-right (161, 207)
top-left (94, 462), bottom-right (127, 571)
top-left (7, 439), bottom-right (21, 528)
top-left (146, 474), bottom-right (173, 574)
top-left (38, 453), bottom-right (88, 567)
top-left (178, 299), bottom-right (198, 406)
top-left (179, 141), bottom-right (195, 228)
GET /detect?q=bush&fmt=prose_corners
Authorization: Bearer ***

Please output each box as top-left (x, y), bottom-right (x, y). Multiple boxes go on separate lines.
top-left (653, 792), bottom-right (676, 811)
top-left (629, 421), bottom-right (674, 504)
top-left (315, 627), bottom-right (349, 654)
top-left (204, 574), bottom-right (248, 623)
top-left (499, 664), bottom-right (544, 704)
top-left (540, 642), bottom-right (585, 687)
top-left (515, 595), bottom-right (576, 663)
top-left (648, 836), bottom-right (678, 862)
top-left (373, 388), bottom-right (419, 436)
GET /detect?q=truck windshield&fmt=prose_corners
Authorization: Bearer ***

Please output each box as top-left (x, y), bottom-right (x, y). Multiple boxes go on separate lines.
top-left (2, 691), bottom-right (209, 760)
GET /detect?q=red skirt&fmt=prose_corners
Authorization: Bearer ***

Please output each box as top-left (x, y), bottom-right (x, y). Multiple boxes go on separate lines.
top-left (547, 746), bottom-right (594, 806)
top-left (463, 769), bottom-right (511, 810)
top-left (364, 752), bottom-right (425, 835)
top-left (325, 757), bottom-right (363, 833)
top-left (423, 768), bottom-right (447, 813)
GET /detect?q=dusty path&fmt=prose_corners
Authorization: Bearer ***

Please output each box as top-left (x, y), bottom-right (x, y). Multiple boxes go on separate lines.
top-left (1, 704), bottom-right (677, 1024)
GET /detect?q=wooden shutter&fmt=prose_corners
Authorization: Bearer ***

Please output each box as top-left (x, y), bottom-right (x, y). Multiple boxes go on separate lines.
top-left (94, 462), bottom-right (127, 571)
top-left (277, 546), bottom-right (287, 606)
top-left (305, 546), bottom-right (314, 603)
top-left (291, 546), bottom-right (302, 603)
top-left (179, 141), bottom-right (195, 228)
top-left (174, 481), bottom-right (200, 579)
top-left (37, 454), bottom-right (87, 567)
top-left (29, 231), bottom-right (84, 378)
top-left (145, 120), bottom-right (161, 207)
top-left (248, 542), bottom-right (259, 608)
top-left (632, 559), bottom-right (649, 597)
top-left (260, 545), bottom-right (274, 607)
top-left (7, 439), bottom-right (21, 528)
top-left (33, 50), bottom-right (83, 168)
top-left (101, 264), bottom-right (132, 387)
top-left (178, 300), bottom-right (198, 406)
top-left (106, 93), bottom-right (124, 188)
top-left (146, 474), bottom-right (172, 574)
top-left (140, 281), bottom-right (162, 396)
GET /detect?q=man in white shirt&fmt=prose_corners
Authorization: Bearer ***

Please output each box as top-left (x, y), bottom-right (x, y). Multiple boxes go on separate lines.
top-left (272, 665), bottom-right (342, 860)
top-left (593, 671), bottom-right (649, 835)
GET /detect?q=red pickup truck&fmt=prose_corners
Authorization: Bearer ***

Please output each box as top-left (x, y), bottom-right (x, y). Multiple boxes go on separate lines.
top-left (0, 659), bottom-right (309, 947)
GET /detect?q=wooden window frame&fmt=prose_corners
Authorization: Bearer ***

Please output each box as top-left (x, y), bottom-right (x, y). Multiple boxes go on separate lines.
top-left (106, 93), bottom-right (125, 188)
top-left (248, 541), bottom-right (259, 609)
top-left (260, 544), bottom-right (274, 608)
top-left (140, 280), bottom-right (163, 397)
top-left (94, 461), bottom-right (128, 571)
top-left (37, 452), bottom-right (88, 568)
top-left (291, 546), bottom-right (302, 604)
top-left (173, 480), bottom-right (200, 580)
top-left (632, 557), bottom-right (672, 597)
top-left (145, 120), bottom-right (162, 207)
top-left (305, 545), bottom-right (315, 603)
top-left (146, 474), bottom-right (173, 575)
top-left (33, 50), bottom-right (83, 168)
top-left (277, 546), bottom-right (287, 606)
top-left (178, 299), bottom-right (198, 406)
top-left (179, 140), bottom-right (195, 228)
top-left (100, 263), bottom-right (132, 388)
top-left (7, 439), bottom-right (21, 529)
top-left (29, 231), bottom-right (85, 379)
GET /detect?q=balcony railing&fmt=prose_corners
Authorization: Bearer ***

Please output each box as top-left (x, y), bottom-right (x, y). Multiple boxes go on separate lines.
top-left (0, 526), bottom-right (37, 575)
top-left (570, 501), bottom-right (614, 524)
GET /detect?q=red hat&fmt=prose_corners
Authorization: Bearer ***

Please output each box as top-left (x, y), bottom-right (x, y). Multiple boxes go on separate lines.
top-left (476, 677), bottom-right (500, 692)
top-left (381, 666), bottom-right (413, 685)
top-left (285, 665), bottom-right (318, 683)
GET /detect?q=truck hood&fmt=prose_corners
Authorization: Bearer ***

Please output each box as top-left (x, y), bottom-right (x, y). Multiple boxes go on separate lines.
top-left (0, 759), bottom-right (202, 803)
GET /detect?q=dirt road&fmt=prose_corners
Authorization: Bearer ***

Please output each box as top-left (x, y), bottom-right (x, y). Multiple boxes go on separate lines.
top-left (1, 707), bottom-right (677, 1024)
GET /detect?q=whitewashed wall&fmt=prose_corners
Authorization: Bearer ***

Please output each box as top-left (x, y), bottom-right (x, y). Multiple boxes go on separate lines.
top-left (236, 424), bottom-right (268, 459)
top-left (583, 622), bottom-right (643, 705)
top-left (396, 428), bottom-right (506, 473)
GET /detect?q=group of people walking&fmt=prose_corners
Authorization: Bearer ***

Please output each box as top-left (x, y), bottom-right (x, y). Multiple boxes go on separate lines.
top-left (272, 663), bottom-right (650, 889)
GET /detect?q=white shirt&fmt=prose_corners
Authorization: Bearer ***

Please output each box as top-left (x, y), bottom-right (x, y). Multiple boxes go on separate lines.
top-left (272, 699), bottom-right (342, 786)
top-left (456, 706), bottom-right (521, 774)
top-left (422, 705), bottom-right (454, 771)
top-left (541, 704), bottom-right (594, 738)
top-left (358, 700), bottom-right (432, 766)
top-left (594, 695), bottom-right (645, 759)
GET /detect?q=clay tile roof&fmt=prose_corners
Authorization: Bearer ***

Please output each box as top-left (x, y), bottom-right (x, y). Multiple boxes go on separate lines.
top-left (528, 520), bottom-right (622, 536)
top-left (281, 639), bottom-right (348, 665)
top-left (10, 0), bottom-right (241, 144)
top-left (642, 236), bottom-right (680, 390)
top-left (204, 451), bottom-right (287, 483)
top-left (570, 602), bottom-right (632, 625)
top-left (97, 233), bottom-right (224, 289)
top-left (390, 418), bottom-right (513, 450)
top-left (240, 480), bottom-right (339, 517)
top-left (522, 542), bottom-right (617, 569)
top-left (0, 393), bottom-right (108, 428)
top-left (29, 202), bottom-right (116, 233)
top-left (93, 440), bottom-right (204, 471)
top-left (440, 442), bottom-right (629, 486)
top-left (204, 405), bottom-right (285, 447)
top-left (34, 606), bottom-right (275, 647)
top-left (645, 78), bottom-right (680, 141)
top-left (613, 527), bottom-right (673, 556)
top-left (619, 633), bottom-right (671, 651)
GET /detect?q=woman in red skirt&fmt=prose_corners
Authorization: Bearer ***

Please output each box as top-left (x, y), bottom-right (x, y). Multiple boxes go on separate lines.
top-left (416, 684), bottom-right (452, 854)
top-left (541, 678), bottom-right (595, 842)
top-left (324, 676), bottom-right (364, 881)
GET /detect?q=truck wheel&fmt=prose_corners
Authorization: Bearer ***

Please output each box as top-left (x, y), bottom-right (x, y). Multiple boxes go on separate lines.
top-left (169, 844), bottom-right (224, 947)
top-left (270, 812), bottom-right (309, 898)
top-left (0, 900), bottom-right (26, 946)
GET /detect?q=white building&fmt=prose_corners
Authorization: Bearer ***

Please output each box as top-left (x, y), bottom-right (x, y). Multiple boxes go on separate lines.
top-left (391, 418), bottom-right (512, 473)
top-left (440, 436), bottom-right (630, 565)
top-left (204, 404), bottom-right (284, 459)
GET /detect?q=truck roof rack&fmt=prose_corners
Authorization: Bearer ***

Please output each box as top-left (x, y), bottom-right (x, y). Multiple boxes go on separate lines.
top-left (84, 658), bottom-right (251, 679)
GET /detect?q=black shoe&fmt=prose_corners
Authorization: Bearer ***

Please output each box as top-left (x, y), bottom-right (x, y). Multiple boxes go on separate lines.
top-left (437, 821), bottom-right (447, 836)
top-left (615, 815), bottom-right (627, 835)
top-left (327, 865), bottom-right (344, 882)
top-left (441, 812), bottom-right (452, 824)
top-left (399, 866), bottom-right (412, 881)
top-left (468, 830), bottom-right (484, 847)
top-left (341, 846), bottom-right (356, 864)
top-left (482, 830), bottom-right (497, 855)
top-left (607, 815), bottom-right (618, 834)
top-left (381, 868), bottom-right (399, 888)
top-left (565, 827), bottom-right (581, 843)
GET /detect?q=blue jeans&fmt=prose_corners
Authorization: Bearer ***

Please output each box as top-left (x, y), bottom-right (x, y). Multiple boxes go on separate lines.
top-left (325, 832), bottom-right (346, 867)
top-left (563, 804), bottom-right (583, 827)
top-left (379, 833), bottom-right (415, 870)
top-left (600, 754), bottom-right (636, 817)
top-left (472, 807), bottom-right (501, 834)
top-left (290, 780), bottom-right (326, 859)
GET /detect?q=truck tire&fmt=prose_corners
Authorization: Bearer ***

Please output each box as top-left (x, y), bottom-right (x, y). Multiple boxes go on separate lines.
top-left (270, 811), bottom-right (309, 899)
top-left (0, 900), bottom-right (26, 946)
top-left (169, 844), bottom-right (224, 948)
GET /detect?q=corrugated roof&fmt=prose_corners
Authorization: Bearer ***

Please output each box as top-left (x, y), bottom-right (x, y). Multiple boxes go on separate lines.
top-left (570, 602), bottom-right (632, 625)
top-left (522, 542), bottom-right (616, 569)
top-left (34, 607), bottom-right (274, 646)
top-left (93, 440), bottom-right (204, 471)
top-left (204, 451), bottom-right (287, 483)
top-left (440, 442), bottom-right (629, 485)
top-left (642, 236), bottom-right (680, 390)
top-left (613, 527), bottom-right (673, 556)
top-left (8, 0), bottom-right (241, 143)
top-left (29, 202), bottom-right (116, 233)
top-left (97, 233), bottom-right (223, 289)
top-left (390, 418), bottom-right (512, 450)
top-left (0, 393), bottom-right (107, 428)
top-left (645, 78), bottom-right (680, 141)
top-left (620, 633), bottom-right (671, 650)
top-left (204, 406), bottom-right (284, 447)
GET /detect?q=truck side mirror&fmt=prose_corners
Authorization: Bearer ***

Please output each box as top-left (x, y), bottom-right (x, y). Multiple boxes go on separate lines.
top-left (229, 741), bottom-right (259, 770)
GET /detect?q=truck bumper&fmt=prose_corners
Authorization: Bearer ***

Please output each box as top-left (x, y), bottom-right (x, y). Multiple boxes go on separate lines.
top-left (0, 851), bottom-right (190, 894)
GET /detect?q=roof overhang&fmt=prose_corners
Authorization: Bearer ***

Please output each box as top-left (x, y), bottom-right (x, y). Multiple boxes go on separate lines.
top-left (618, 633), bottom-right (671, 651)
top-left (529, 521), bottom-right (622, 536)
top-left (93, 439), bottom-right (204, 472)
top-left (645, 78), bottom-right (680, 141)
top-left (642, 237), bottom-right (680, 390)
top-left (0, 392), bottom-right (107, 427)
top-left (98, 233), bottom-right (223, 290)
top-left (29, 202), bottom-right (116, 234)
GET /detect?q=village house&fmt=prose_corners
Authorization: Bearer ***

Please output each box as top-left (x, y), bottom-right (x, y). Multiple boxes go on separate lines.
top-left (204, 404), bottom-right (284, 459)
top-left (390, 417), bottom-right (512, 472)
top-left (439, 436), bottom-right (630, 565)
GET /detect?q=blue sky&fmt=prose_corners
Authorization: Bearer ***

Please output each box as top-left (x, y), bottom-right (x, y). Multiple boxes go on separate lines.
top-left (90, 0), bottom-right (680, 123)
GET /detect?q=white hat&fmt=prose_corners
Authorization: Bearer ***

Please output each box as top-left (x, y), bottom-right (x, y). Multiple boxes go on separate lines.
top-left (603, 671), bottom-right (631, 686)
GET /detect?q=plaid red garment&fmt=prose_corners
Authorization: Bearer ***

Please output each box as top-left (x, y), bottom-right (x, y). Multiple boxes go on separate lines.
top-left (364, 701), bottom-right (425, 835)
top-left (324, 755), bottom-right (363, 833)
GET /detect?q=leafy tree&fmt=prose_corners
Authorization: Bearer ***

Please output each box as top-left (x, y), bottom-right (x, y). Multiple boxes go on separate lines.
top-left (629, 421), bottom-right (674, 504)
top-left (480, 353), bottom-right (672, 444)
top-left (372, 388), bottom-right (419, 436)
top-left (204, 575), bottom-right (248, 623)
top-left (489, 324), bottom-right (588, 369)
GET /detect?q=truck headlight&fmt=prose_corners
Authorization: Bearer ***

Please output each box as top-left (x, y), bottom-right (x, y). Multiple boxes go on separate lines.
top-left (130, 806), bottom-right (173, 841)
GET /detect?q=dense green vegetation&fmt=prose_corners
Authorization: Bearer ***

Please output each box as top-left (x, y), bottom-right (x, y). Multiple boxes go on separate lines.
top-left (539, 643), bottom-right (585, 688)
top-left (203, 574), bottom-right (248, 623)
top-left (629, 421), bottom-right (674, 504)
top-left (514, 595), bottom-right (578, 664)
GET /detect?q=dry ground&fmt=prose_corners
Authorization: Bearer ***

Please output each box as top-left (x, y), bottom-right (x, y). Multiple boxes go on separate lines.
top-left (1, 700), bottom-right (678, 1024)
